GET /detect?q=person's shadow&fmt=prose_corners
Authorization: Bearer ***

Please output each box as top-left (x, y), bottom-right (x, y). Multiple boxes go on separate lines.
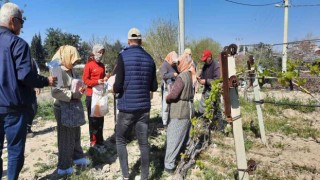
top-left (87, 132), bottom-right (118, 166)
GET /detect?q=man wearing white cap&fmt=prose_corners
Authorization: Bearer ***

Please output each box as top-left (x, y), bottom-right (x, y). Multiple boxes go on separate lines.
top-left (113, 27), bottom-right (158, 180)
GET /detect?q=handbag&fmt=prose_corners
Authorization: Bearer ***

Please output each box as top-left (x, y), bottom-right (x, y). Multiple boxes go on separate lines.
top-left (60, 100), bottom-right (86, 127)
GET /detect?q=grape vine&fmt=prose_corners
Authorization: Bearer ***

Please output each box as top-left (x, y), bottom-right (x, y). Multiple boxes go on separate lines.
top-left (176, 79), bottom-right (223, 178)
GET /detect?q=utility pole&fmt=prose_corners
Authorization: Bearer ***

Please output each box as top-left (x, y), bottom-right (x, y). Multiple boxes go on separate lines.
top-left (282, 0), bottom-right (289, 72)
top-left (178, 0), bottom-right (184, 55)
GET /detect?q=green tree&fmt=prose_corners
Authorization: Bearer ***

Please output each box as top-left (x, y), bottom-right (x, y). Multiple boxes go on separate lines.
top-left (86, 36), bottom-right (123, 71)
top-left (188, 38), bottom-right (221, 66)
top-left (144, 18), bottom-right (178, 67)
top-left (247, 42), bottom-right (279, 71)
top-left (78, 41), bottom-right (91, 64)
top-left (30, 33), bottom-right (45, 69)
top-left (44, 28), bottom-right (82, 60)
top-left (105, 40), bottom-right (123, 72)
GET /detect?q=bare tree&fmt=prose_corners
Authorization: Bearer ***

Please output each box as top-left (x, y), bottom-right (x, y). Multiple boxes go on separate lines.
top-left (144, 18), bottom-right (178, 67)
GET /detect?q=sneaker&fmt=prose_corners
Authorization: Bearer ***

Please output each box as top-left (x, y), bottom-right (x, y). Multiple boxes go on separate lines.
top-left (73, 158), bottom-right (91, 166)
top-left (91, 145), bottom-right (107, 153)
top-left (164, 167), bottom-right (175, 174)
top-left (117, 176), bottom-right (129, 180)
top-left (57, 167), bottom-right (74, 175)
top-left (26, 129), bottom-right (35, 138)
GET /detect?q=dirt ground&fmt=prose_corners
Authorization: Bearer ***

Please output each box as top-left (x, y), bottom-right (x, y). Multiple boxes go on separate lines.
top-left (1, 89), bottom-right (319, 179)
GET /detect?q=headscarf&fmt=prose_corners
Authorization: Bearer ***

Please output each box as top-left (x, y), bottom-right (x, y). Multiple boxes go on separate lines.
top-left (52, 45), bottom-right (80, 70)
top-left (92, 44), bottom-right (105, 62)
top-left (177, 53), bottom-right (197, 85)
top-left (164, 51), bottom-right (178, 65)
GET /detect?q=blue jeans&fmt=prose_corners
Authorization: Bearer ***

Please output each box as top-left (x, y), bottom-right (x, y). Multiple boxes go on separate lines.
top-left (0, 111), bottom-right (29, 180)
top-left (116, 111), bottom-right (150, 180)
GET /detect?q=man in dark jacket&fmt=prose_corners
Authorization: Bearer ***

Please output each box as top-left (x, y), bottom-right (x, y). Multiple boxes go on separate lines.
top-left (197, 50), bottom-right (224, 130)
top-left (0, 3), bottom-right (56, 179)
top-left (113, 27), bottom-right (158, 180)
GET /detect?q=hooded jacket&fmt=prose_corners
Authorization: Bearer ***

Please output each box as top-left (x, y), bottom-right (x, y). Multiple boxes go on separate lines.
top-left (82, 56), bottom-right (106, 96)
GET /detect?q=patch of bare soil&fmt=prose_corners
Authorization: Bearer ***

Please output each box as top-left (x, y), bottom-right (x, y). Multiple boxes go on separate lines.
top-left (1, 90), bottom-right (319, 179)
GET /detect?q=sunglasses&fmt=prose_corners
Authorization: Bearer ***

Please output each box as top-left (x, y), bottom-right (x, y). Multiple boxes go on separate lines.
top-left (14, 17), bottom-right (24, 25)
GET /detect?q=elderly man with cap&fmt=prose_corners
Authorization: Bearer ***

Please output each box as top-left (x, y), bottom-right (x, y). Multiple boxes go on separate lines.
top-left (0, 3), bottom-right (56, 179)
top-left (197, 50), bottom-right (224, 130)
top-left (113, 27), bottom-right (158, 180)
top-left (82, 44), bottom-right (109, 148)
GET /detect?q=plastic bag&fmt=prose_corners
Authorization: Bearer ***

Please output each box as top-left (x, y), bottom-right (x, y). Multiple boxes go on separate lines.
top-left (91, 84), bottom-right (109, 117)
top-left (104, 75), bottom-right (116, 91)
top-left (46, 59), bottom-right (60, 69)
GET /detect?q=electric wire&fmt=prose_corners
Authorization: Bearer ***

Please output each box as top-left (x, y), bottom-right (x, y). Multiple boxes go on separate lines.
top-left (253, 100), bottom-right (320, 107)
top-left (225, 0), bottom-right (283, 6)
top-left (240, 39), bottom-right (320, 47)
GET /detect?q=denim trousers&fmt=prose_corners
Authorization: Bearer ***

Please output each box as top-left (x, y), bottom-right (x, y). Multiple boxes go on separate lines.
top-left (0, 111), bottom-right (29, 180)
top-left (116, 111), bottom-right (150, 180)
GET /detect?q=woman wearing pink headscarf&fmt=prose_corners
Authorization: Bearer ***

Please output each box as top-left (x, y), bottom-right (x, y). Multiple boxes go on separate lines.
top-left (164, 53), bottom-right (195, 173)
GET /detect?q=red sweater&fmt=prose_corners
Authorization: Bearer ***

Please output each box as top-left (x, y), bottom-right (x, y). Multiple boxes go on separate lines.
top-left (82, 57), bottom-right (105, 96)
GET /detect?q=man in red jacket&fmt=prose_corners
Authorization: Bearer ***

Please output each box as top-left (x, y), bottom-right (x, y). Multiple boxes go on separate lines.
top-left (82, 44), bottom-right (109, 148)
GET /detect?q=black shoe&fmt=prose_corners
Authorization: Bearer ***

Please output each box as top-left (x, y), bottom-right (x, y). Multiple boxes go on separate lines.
top-left (27, 129), bottom-right (35, 138)
top-left (164, 168), bottom-right (175, 174)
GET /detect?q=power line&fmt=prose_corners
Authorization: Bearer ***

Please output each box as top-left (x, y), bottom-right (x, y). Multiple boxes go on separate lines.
top-left (292, 4), bottom-right (320, 7)
top-left (240, 39), bottom-right (320, 47)
top-left (291, 0), bottom-right (320, 7)
top-left (225, 0), bottom-right (283, 6)
top-left (253, 100), bottom-right (320, 107)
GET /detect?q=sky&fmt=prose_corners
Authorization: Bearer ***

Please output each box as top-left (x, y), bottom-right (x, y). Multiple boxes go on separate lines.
top-left (5, 0), bottom-right (320, 50)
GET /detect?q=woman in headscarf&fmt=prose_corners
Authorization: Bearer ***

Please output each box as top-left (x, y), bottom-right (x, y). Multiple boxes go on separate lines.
top-left (82, 44), bottom-right (109, 148)
top-left (164, 53), bottom-right (195, 173)
top-left (160, 51), bottom-right (179, 126)
top-left (51, 45), bottom-right (90, 175)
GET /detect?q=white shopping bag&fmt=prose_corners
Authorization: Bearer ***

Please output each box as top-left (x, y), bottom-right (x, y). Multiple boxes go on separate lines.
top-left (91, 84), bottom-right (109, 117)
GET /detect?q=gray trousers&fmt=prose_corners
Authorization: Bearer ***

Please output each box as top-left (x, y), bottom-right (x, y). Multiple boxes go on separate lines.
top-left (54, 106), bottom-right (84, 169)
top-left (164, 118), bottom-right (190, 169)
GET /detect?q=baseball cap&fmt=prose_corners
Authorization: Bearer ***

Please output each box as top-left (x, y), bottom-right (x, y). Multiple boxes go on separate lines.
top-left (128, 28), bottom-right (142, 40)
top-left (184, 48), bottom-right (192, 55)
top-left (201, 50), bottom-right (212, 61)
top-left (315, 47), bottom-right (320, 54)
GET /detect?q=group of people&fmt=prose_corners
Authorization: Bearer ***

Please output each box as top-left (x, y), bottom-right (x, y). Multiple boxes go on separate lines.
top-left (0, 2), bottom-right (222, 180)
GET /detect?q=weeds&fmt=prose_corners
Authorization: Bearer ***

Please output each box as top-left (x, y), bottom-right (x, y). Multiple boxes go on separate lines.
top-left (34, 162), bottom-right (55, 174)
top-left (36, 100), bottom-right (55, 120)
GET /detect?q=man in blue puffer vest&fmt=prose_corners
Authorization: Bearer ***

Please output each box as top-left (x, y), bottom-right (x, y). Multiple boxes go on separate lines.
top-left (113, 27), bottom-right (158, 180)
